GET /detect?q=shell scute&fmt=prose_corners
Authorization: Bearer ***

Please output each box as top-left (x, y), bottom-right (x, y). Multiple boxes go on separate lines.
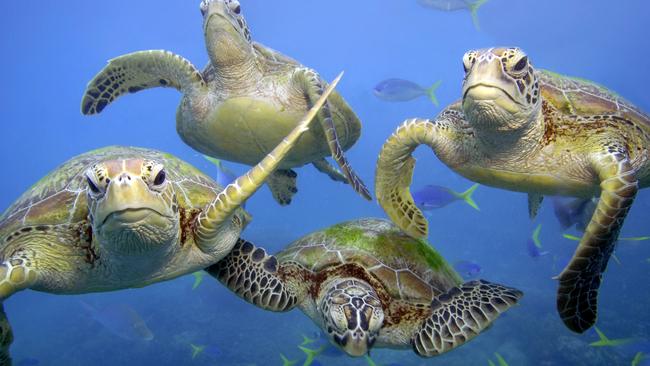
top-left (539, 70), bottom-right (650, 129)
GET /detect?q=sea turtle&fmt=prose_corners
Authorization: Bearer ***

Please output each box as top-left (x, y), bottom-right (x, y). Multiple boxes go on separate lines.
top-left (0, 82), bottom-right (336, 365)
top-left (374, 47), bottom-right (650, 333)
top-left (80, 0), bottom-right (370, 205)
top-left (207, 218), bottom-right (522, 357)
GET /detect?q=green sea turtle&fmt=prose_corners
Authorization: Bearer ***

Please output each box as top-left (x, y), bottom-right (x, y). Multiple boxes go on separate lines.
top-left (80, 0), bottom-right (370, 205)
top-left (0, 81), bottom-right (337, 365)
top-left (207, 218), bottom-right (522, 357)
top-left (374, 47), bottom-right (650, 333)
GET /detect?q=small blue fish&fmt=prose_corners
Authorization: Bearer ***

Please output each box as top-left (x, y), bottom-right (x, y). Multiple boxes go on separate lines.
top-left (632, 352), bottom-right (648, 366)
top-left (373, 79), bottom-right (441, 106)
top-left (453, 260), bottom-right (481, 279)
top-left (304, 331), bottom-right (345, 357)
top-left (527, 224), bottom-right (549, 258)
top-left (589, 327), bottom-right (634, 347)
top-left (204, 156), bottom-right (246, 209)
top-left (562, 233), bottom-right (649, 265)
top-left (204, 156), bottom-right (237, 188)
top-left (191, 271), bottom-right (205, 290)
top-left (300, 332), bottom-right (320, 346)
top-left (413, 183), bottom-right (479, 211)
top-left (417, 0), bottom-right (489, 30)
top-left (190, 344), bottom-right (205, 359)
top-left (488, 352), bottom-right (509, 366)
top-left (297, 346), bottom-right (325, 366)
top-left (280, 353), bottom-right (298, 366)
top-left (189, 343), bottom-right (222, 360)
top-left (80, 301), bottom-right (154, 341)
top-left (552, 197), bottom-right (597, 232)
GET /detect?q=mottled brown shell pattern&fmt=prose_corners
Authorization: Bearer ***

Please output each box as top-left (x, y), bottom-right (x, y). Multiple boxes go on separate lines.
top-left (276, 218), bottom-right (462, 303)
top-left (538, 69), bottom-right (650, 130)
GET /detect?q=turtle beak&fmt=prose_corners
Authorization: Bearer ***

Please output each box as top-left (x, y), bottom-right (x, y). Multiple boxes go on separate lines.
top-left (334, 331), bottom-right (373, 357)
top-left (95, 172), bottom-right (170, 228)
top-left (347, 334), bottom-right (372, 357)
top-left (462, 57), bottom-right (523, 115)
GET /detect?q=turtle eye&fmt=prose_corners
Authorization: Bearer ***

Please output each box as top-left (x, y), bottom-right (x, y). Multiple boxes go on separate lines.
top-left (512, 56), bottom-right (528, 72)
top-left (462, 52), bottom-right (474, 74)
top-left (229, 1), bottom-right (241, 14)
top-left (86, 176), bottom-right (101, 194)
top-left (153, 169), bottom-right (166, 186)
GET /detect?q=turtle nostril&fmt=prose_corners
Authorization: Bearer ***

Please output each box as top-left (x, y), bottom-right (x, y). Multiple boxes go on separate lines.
top-left (118, 173), bottom-right (132, 183)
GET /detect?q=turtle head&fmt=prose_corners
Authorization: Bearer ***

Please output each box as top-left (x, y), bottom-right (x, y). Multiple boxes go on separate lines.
top-left (461, 47), bottom-right (541, 142)
top-left (319, 278), bottom-right (384, 357)
top-left (85, 158), bottom-right (179, 256)
top-left (200, 0), bottom-right (252, 65)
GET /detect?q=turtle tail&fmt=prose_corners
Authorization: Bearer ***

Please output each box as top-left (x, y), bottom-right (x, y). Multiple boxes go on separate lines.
top-left (469, 0), bottom-right (489, 30)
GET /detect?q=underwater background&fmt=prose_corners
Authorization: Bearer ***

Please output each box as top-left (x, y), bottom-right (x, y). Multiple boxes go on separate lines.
top-left (1, 0), bottom-right (649, 365)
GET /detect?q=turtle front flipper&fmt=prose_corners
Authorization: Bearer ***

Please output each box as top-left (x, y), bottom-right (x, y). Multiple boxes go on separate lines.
top-left (375, 110), bottom-right (467, 239)
top-left (412, 280), bottom-right (523, 357)
top-left (557, 150), bottom-right (638, 333)
top-left (0, 256), bottom-right (37, 301)
top-left (81, 50), bottom-right (206, 115)
top-left (205, 239), bottom-right (299, 311)
top-left (312, 158), bottom-right (347, 183)
top-left (293, 68), bottom-right (371, 201)
top-left (0, 304), bottom-right (13, 366)
top-left (266, 169), bottom-right (298, 206)
top-left (193, 73), bottom-right (343, 251)
top-left (0, 257), bottom-right (25, 366)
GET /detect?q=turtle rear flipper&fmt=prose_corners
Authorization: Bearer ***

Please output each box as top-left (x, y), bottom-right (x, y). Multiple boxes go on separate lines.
top-left (266, 169), bottom-right (298, 206)
top-left (294, 68), bottom-right (371, 201)
top-left (412, 280), bottom-right (522, 357)
top-left (81, 50), bottom-right (206, 115)
top-left (557, 150), bottom-right (638, 333)
top-left (312, 159), bottom-right (348, 183)
top-left (206, 239), bottom-right (299, 312)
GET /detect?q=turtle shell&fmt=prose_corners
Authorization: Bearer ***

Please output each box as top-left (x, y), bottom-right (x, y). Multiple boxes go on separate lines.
top-left (276, 218), bottom-right (462, 303)
top-left (0, 146), bottom-right (224, 243)
top-left (538, 69), bottom-right (650, 131)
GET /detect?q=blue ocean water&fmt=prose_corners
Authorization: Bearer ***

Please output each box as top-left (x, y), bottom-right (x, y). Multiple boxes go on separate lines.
top-left (1, 0), bottom-right (649, 365)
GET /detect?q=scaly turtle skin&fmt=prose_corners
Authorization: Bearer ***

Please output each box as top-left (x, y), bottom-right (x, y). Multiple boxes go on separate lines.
top-left (207, 218), bottom-right (522, 357)
top-left (80, 0), bottom-right (371, 206)
top-left (0, 83), bottom-right (336, 365)
top-left (374, 47), bottom-right (650, 333)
